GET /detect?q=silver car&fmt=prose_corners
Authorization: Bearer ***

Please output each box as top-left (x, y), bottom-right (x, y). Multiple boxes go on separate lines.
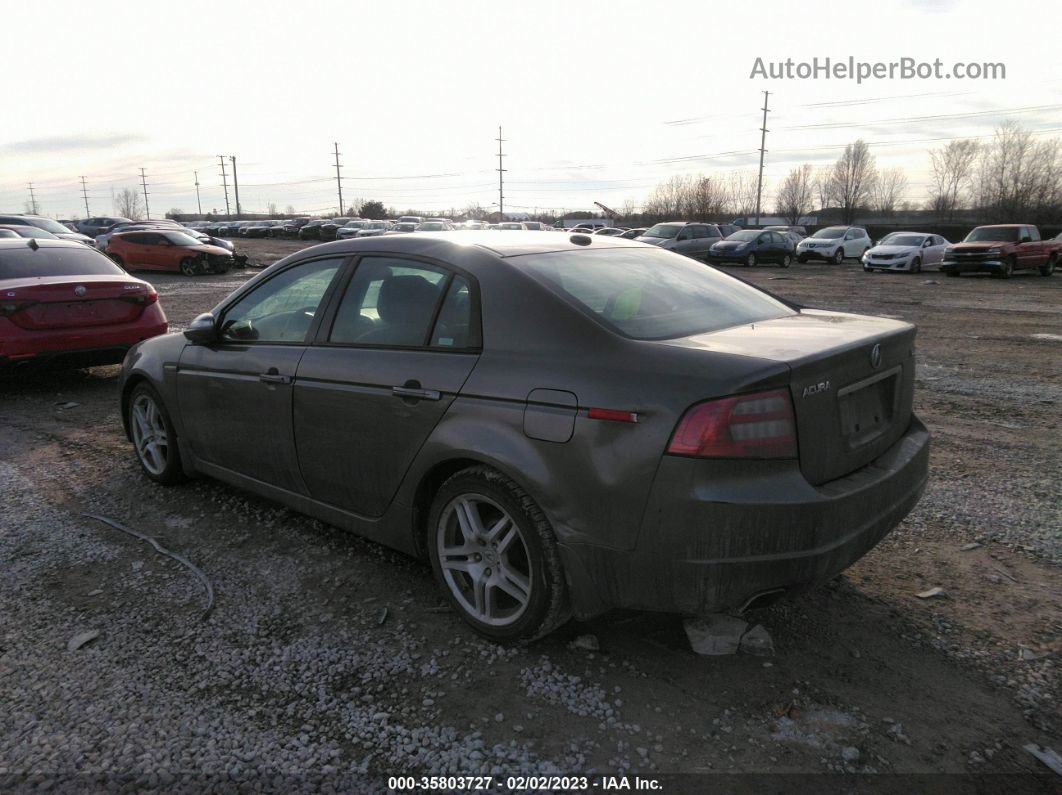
top-left (635, 222), bottom-right (723, 260)
top-left (862, 233), bottom-right (950, 273)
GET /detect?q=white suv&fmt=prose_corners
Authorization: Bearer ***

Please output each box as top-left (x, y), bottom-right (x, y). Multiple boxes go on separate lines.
top-left (796, 226), bottom-right (872, 264)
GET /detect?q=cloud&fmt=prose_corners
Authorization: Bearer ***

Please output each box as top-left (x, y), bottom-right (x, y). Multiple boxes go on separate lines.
top-left (0, 133), bottom-right (148, 155)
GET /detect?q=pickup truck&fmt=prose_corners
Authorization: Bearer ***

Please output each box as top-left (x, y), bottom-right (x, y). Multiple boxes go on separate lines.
top-left (940, 224), bottom-right (1059, 278)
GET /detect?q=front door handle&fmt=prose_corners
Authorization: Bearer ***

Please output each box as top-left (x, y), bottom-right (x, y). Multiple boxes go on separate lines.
top-left (392, 385), bottom-right (440, 401)
top-left (259, 368), bottom-right (292, 385)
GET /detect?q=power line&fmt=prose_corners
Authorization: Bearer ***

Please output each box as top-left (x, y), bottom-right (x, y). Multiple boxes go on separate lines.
top-left (79, 176), bottom-right (90, 216)
top-left (138, 168), bottom-right (150, 219)
top-left (754, 91), bottom-right (770, 226)
top-left (218, 156), bottom-right (231, 218)
top-left (230, 156), bottom-right (242, 218)
top-left (782, 103), bottom-right (1062, 131)
top-left (496, 126), bottom-right (506, 218)
top-left (333, 142), bottom-right (344, 215)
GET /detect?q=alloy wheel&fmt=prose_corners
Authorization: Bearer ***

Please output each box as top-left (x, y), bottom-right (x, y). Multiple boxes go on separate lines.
top-left (179, 258), bottom-right (198, 276)
top-left (436, 494), bottom-right (532, 627)
top-left (780, 254), bottom-right (792, 268)
top-left (130, 393), bottom-right (169, 476)
top-left (833, 248), bottom-right (844, 264)
top-left (746, 253), bottom-right (757, 267)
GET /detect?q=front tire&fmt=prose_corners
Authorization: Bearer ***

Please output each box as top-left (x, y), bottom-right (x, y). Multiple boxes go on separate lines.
top-left (996, 256), bottom-right (1015, 279)
top-left (911, 257), bottom-right (922, 274)
top-left (427, 466), bottom-right (569, 643)
top-left (179, 257), bottom-right (199, 277)
top-left (797, 254), bottom-right (809, 264)
top-left (1039, 254), bottom-right (1056, 277)
top-left (780, 253), bottom-right (792, 268)
top-left (832, 248), bottom-right (845, 264)
top-left (128, 383), bottom-right (185, 486)
top-left (745, 253), bottom-right (757, 267)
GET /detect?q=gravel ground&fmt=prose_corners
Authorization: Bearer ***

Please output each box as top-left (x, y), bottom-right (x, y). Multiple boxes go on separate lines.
top-left (1, 240), bottom-right (1058, 790)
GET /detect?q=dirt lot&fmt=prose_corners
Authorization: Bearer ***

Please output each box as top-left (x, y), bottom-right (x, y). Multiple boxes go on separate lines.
top-left (1, 238), bottom-right (1059, 789)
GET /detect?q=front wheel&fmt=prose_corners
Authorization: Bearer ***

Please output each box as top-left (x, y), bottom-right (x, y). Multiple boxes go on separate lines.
top-left (832, 248), bottom-right (845, 264)
top-left (797, 254), bottom-right (809, 264)
top-left (996, 256), bottom-right (1015, 279)
top-left (911, 257), bottom-right (922, 274)
top-left (1039, 255), bottom-right (1056, 277)
top-left (780, 253), bottom-right (792, 268)
top-left (128, 383), bottom-right (185, 485)
top-left (179, 257), bottom-right (199, 277)
top-left (427, 466), bottom-right (569, 643)
top-left (745, 253), bottom-right (757, 267)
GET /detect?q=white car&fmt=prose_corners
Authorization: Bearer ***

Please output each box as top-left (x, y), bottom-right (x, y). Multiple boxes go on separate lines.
top-left (862, 232), bottom-right (951, 274)
top-left (354, 221), bottom-right (392, 237)
top-left (796, 226), bottom-right (872, 264)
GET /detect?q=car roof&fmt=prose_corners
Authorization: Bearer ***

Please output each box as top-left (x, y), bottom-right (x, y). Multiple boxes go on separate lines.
top-left (0, 238), bottom-right (89, 251)
top-left (291, 230), bottom-right (652, 260)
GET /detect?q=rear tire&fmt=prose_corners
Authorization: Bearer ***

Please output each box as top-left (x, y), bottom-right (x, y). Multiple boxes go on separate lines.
top-left (1039, 254), bottom-right (1056, 277)
top-left (427, 466), bottom-right (569, 643)
top-left (128, 383), bottom-right (186, 486)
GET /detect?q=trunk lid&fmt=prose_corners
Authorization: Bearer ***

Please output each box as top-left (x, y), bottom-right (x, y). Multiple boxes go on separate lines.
top-left (672, 309), bottom-right (916, 485)
top-left (2, 276), bottom-right (153, 330)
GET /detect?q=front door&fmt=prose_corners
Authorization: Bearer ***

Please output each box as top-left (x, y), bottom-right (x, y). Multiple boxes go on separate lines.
top-left (294, 256), bottom-right (480, 517)
top-left (177, 256), bottom-right (346, 492)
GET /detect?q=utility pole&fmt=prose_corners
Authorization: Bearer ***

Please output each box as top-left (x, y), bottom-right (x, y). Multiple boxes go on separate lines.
top-left (26, 183), bottom-right (38, 215)
top-left (495, 126), bottom-right (506, 220)
top-left (754, 90), bottom-right (770, 227)
top-left (79, 176), bottom-right (90, 216)
top-left (333, 142), bottom-right (344, 216)
top-left (139, 168), bottom-right (151, 220)
top-left (194, 171), bottom-right (203, 216)
top-left (218, 156), bottom-right (231, 218)
top-left (229, 156), bottom-right (241, 218)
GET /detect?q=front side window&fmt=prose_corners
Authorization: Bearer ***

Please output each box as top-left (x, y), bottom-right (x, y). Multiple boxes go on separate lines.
top-left (519, 247), bottom-right (793, 341)
top-left (328, 257), bottom-right (448, 347)
top-left (221, 258), bottom-right (343, 343)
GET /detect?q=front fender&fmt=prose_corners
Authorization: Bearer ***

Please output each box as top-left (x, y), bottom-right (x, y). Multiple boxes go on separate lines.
top-left (119, 332), bottom-right (188, 441)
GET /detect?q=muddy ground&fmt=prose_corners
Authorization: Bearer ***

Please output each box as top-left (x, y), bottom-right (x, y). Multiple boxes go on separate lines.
top-left (1, 237), bottom-right (1059, 790)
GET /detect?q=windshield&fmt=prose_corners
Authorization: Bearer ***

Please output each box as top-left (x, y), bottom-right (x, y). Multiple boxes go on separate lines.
top-left (812, 227), bottom-right (846, 239)
top-left (519, 247), bottom-right (793, 340)
top-left (965, 226), bottom-right (1020, 242)
top-left (727, 231), bottom-right (760, 242)
top-left (163, 231), bottom-right (203, 246)
top-left (344, 221), bottom-right (368, 228)
top-left (419, 223), bottom-right (445, 231)
top-left (0, 247), bottom-right (125, 279)
top-left (879, 234), bottom-right (926, 247)
top-left (643, 224), bottom-right (680, 239)
top-left (3, 227), bottom-right (59, 239)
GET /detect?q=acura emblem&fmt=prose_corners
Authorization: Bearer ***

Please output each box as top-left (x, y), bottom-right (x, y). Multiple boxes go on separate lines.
top-left (74, 285), bottom-right (87, 297)
top-left (870, 343), bottom-right (882, 369)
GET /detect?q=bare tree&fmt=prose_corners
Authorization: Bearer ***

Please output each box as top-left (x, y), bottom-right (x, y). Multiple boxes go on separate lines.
top-left (873, 168), bottom-right (909, 216)
top-left (114, 187), bottom-right (144, 220)
top-left (775, 164), bottom-right (815, 225)
top-left (927, 139), bottom-right (978, 222)
top-left (726, 171), bottom-right (760, 218)
top-left (643, 175), bottom-right (690, 218)
top-left (285, 204), bottom-right (296, 215)
top-left (686, 175), bottom-right (728, 220)
top-left (830, 140), bottom-right (877, 224)
top-left (813, 166), bottom-right (834, 213)
top-left (972, 121), bottom-right (1062, 223)
top-left (266, 202), bottom-right (278, 216)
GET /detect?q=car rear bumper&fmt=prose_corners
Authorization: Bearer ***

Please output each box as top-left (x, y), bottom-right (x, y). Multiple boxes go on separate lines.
top-left (559, 416), bottom-right (930, 619)
top-left (0, 311), bottom-right (168, 367)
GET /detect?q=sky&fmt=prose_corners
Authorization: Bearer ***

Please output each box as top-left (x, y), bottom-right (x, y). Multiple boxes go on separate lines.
top-left (1, 0), bottom-right (1060, 219)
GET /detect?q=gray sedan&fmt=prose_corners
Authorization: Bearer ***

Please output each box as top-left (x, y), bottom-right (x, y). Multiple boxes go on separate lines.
top-left (119, 232), bottom-right (929, 642)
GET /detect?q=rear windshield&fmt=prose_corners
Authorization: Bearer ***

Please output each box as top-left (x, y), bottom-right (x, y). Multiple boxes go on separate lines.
top-left (0, 247), bottom-right (126, 279)
top-left (518, 247), bottom-right (794, 340)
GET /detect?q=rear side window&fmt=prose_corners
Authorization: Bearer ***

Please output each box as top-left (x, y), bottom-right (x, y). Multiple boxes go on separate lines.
top-left (0, 247), bottom-right (125, 279)
top-left (518, 247), bottom-right (793, 341)
top-left (328, 257), bottom-right (447, 347)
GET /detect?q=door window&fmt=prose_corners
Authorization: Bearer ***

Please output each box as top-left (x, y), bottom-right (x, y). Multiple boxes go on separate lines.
top-left (220, 258), bottom-right (343, 343)
top-left (328, 257), bottom-right (448, 347)
top-left (431, 275), bottom-right (474, 349)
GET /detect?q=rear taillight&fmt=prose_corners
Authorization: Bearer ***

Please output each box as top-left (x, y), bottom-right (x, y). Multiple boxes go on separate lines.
top-left (667, 388), bottom-right (797, 459)
top-left (122, 290), bottom-right (158, 306)
top-left (0, 300), bottom-right (36, 317)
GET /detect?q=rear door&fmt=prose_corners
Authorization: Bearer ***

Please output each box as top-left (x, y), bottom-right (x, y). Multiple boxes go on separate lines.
top-left (177, 256), bottom-right (346, 492)
top-left (293, 255), bottom-right (480, 517)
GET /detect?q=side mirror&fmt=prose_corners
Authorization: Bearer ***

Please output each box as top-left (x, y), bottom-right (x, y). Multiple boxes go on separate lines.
top-left (184, 313), bottom-right (218, 345)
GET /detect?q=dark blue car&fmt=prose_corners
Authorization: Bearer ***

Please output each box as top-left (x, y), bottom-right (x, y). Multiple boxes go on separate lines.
top-left (707, 229), bottom-right (794, 267)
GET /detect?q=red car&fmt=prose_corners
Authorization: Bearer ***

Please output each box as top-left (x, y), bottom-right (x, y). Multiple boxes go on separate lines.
top-left (107, 229), bottom-right (234, 276)
top-left (0, 239), bottom-right (167, 368)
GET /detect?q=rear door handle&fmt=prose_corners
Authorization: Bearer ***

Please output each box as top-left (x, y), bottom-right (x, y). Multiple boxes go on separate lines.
top-left (259, 368), bottom-right (292, 385)
top-left (392, 385), bottom-right (440, 401)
